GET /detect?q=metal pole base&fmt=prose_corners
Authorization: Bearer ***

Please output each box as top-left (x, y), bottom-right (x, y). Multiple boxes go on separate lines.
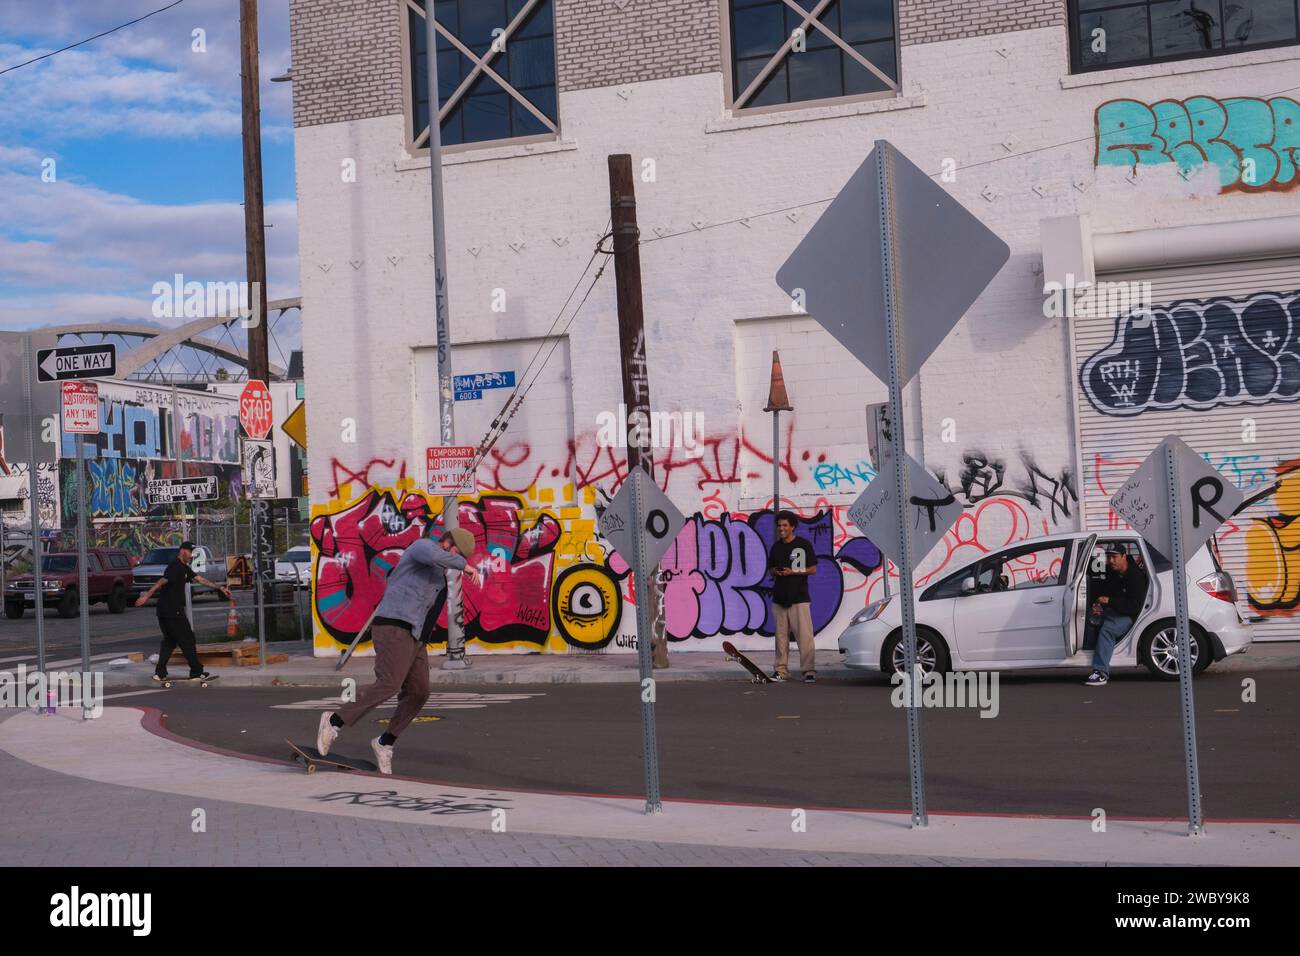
top-left (911, 812), bottom-right (928, 828)
top-left (1188, 823), bottom-right (1206, 838)
top-left (441, 653), bottom-right (471, 671)
top-left (643, 800), bottom-right (663, 815)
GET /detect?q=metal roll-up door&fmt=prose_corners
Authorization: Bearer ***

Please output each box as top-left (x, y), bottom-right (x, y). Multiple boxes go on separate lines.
top-left (1071, 256), bottom-right (1300, 643)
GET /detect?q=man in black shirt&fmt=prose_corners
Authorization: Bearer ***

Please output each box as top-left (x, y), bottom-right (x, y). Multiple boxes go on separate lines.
top-left (136, 541), bottom-right (231, 682)
top-left (1086, 544), bottom-right (1149, 686)
top-left (768, 511), bottom-right (818, 683)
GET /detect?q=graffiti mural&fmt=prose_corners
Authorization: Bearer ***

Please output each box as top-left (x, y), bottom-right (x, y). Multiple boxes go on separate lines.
top-left (1081, 290), bottom-right (1300, 416)
top-left (312, 432), bottom-right (1079, 655)
top-left (60, 381), bottom-right (240, 465)
top-left (0, 462), bottom-right (59, 530)
top-left (1096, 96), bottom-right (1300, 192)
top-left (59, 458), bottom-right (241, 522)
top-left (1245, 458), bottom-right (1300, 615)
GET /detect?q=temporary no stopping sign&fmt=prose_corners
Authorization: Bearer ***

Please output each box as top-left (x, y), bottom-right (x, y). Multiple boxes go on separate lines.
top-left (426, 446), bottom-right (476, 495)
top-left (61, 382), bottom-right (99, 434)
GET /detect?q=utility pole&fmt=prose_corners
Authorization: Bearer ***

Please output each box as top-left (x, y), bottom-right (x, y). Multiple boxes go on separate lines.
top-left (423, 3), bottom-right (467, 669)
top-left (607, 154), bottom-right (667, 668)
top-left (241, 0), bottom-right (276, 646)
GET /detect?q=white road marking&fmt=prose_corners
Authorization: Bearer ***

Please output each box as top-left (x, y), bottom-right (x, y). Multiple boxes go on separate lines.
top-left (272, 692), bottom-right (546, 711)
top-left (100, 689), bottom-right (167, 701)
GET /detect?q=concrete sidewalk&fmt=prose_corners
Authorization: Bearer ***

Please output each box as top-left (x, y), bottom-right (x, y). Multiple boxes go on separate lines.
top-left (98, 639), bottom-right (1300, 688)
top-left (1, 707), bottom-right (1295, 866)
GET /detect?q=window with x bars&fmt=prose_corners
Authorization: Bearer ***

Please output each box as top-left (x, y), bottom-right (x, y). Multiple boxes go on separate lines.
top-left (407, 0), bottom-right (558, 148)
top-left (728, 0), bottom-right (899, 110)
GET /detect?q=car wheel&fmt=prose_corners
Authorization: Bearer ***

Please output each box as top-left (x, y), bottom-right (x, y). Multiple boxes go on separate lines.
top-left (57, 589), bottom-right (77, 619)
top-left (1138, 621), bottom-right (1211, 680)
top-left (3, 602), bottom-right (22, 620)
top-left (881, 628), bottom-right (952, 676)
top-left (108, 584), bottom-right (127, 614)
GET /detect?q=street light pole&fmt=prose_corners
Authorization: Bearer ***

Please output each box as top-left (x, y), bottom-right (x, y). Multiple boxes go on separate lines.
top-left (423, 3), bottom-right (467, 669)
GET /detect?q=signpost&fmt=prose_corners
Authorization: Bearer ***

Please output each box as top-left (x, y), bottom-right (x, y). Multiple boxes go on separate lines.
top-left (37, 344), bottom-right (116, 382)
top-left (239, 380), bottom-right (274, 668)
top-left (426, 446), bottom-right (476, 496)
top-left (57, 368), bottom-right (111, 718)
top-left (776, 140), bottom-right (1010, 827)
top-left (148, 477), bottom-right (218, 505)
top-left (1109, 434), bottom-right (1244, 835)
top-left (242, 439), bottom-right (277, 499)
top-left (597, 466), bottom-right (686, 814)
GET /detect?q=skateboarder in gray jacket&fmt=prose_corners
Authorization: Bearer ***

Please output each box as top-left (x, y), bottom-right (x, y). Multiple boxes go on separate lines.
top-left (316, 526), bottom-right (479, 773)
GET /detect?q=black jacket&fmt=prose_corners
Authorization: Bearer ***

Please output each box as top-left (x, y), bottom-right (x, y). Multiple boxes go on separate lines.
top-left (1108, 562), bottom-right (1149, 618)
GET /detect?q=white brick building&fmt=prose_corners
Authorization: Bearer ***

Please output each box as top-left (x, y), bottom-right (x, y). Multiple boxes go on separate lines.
top-left (290, 0), bottom-right (1300, 656)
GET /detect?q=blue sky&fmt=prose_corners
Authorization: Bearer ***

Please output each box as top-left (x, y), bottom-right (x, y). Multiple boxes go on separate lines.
top-left (0, 0), bottom-right (300, 349)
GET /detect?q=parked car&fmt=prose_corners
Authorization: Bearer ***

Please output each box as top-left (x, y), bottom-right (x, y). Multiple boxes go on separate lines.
top-left (838, 531), bottom-right (1252, 680)
top-left (4, 548), bottom-right (135, 618)
top-left (132, 545), bottom-right (228, 601)
top-left (275, 547), bottom-right (311, 588)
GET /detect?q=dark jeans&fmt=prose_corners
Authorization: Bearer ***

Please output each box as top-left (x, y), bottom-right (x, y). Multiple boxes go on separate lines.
top-left (156, 612), bottom-right (203, 678)
top-left (1092, 612), bottom-right (1134, 677)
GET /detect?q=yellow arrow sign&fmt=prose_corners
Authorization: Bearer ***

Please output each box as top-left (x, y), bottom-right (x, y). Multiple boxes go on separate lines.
top-left (282, 400), bottom-right (307, 450)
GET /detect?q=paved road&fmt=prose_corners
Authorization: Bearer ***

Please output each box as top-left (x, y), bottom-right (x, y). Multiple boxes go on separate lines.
top-left (146, 668), bottom-right (1300, 821)
top-left (0, 590), bottom-right (310, 666)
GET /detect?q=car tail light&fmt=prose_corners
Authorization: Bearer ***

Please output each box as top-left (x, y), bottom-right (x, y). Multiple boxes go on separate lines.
top-left (1197, 571), bottom-right (1237, 604)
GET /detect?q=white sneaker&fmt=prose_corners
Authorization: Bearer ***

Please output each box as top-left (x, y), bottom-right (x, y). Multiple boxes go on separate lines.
top-left (317, 712), bottom-right (339, 756)
top-left (371, 737), bottom-right (394, 775)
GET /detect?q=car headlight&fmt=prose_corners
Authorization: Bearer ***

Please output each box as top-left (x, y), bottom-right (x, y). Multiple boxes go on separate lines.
top-left (850, 598), bottom-right (891, 625)
top-left (44, 582), bottom-right (63, 591)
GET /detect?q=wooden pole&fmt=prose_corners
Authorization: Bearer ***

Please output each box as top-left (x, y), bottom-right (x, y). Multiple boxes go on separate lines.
top-left (607, 155), bottom-right (667, 668)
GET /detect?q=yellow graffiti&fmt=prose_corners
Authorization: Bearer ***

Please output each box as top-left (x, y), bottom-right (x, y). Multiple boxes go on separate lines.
top-left (1245, 464), bottom-right (1300, 616)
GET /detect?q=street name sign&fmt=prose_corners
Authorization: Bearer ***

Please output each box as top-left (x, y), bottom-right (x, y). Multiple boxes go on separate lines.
top-left (38, 344), bottom-right (116, 382)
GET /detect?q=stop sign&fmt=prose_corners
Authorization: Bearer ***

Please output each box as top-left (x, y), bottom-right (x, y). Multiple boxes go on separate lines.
top-left (239, 380), bottom-right (274, 440)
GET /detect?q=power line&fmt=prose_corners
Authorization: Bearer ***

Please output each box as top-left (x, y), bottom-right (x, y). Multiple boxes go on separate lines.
top-left (447, 225), bottom-right (613, 494)
top-left (0, 0), bottom-right (190, 77)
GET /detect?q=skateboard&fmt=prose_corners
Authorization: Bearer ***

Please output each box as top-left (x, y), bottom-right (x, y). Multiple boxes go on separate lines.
top-left (154, 674), bottom-right (219, 689)
top-left (286, 739), bottom-right (378, 775)
top-left (722, 641), bottom-right (772, 684)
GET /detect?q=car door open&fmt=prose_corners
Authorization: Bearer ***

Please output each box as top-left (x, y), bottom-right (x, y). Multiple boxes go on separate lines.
top-left (1063, 534), bottom-right (1097, 656)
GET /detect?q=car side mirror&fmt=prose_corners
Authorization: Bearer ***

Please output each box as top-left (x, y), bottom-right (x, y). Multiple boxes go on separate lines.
top-left (960, 577), bottom-right (976, 595)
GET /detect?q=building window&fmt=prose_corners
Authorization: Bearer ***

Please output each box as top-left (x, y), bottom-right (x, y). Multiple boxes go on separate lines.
top-left (726, 0), bottom-right (899, 110)
top-left (1070, 0), bottom-right (1300, 72)
top-left (405, 0), bottom-right (558, 148)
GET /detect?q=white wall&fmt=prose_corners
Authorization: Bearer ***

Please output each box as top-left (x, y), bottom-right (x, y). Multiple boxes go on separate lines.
top-left (295, 25), bottom-right (1300, 654)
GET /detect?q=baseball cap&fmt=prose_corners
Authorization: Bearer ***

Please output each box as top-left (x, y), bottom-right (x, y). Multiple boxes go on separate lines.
top-left (179, 540), bottom-right (196, 550)
top-left (447, 528), bottom-right (476, 556)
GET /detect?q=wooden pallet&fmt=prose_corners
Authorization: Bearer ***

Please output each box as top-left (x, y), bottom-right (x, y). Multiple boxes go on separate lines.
top-left (128, 643), bottom-right (288, 667)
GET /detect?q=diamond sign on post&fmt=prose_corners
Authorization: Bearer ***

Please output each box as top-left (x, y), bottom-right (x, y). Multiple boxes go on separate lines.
top-left (1109, 434), bottom-right (1245, 561)
top-left (847, 452), bottom-right (963, 564)
top-left (775, 141), bottom-right (1010, 386)
top-left (597, 468), bottom-right (686, 571)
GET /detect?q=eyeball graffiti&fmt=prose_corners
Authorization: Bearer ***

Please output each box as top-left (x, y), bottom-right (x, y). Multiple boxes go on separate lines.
top-left (552, 564), bottom-right (624, 649)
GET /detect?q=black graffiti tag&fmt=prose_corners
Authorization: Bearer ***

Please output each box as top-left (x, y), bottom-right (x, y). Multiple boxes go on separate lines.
top-left (910, 491), bottom-right (956, 533)
top-left (1189, 476), bottom-right (1226, 530)
top-left (314, 789), bottom-right (510, 815)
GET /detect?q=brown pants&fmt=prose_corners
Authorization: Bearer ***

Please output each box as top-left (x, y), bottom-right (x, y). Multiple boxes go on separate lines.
top-left (335, 624), bottom-right (430, 739)
top-left (774, 602), bottom-right (815, 677)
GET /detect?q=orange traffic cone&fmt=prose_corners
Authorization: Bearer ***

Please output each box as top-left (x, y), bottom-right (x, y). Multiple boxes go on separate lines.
top-left (226, 599), bottom-right (240, 638)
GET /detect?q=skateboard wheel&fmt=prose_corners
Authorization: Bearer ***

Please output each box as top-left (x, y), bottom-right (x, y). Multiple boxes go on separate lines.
top-left (306, 763), bottom-right (317, 774)
top-left (162, 681), bottom-right (172, 688)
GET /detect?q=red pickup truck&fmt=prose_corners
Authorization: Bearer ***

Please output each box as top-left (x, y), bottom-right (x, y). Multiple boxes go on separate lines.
top-left (4, 548), bottom-right (135, 619)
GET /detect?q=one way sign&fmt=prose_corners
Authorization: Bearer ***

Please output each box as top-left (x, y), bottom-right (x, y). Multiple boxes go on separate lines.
top-left (37, 344), bottom-right (117, 382)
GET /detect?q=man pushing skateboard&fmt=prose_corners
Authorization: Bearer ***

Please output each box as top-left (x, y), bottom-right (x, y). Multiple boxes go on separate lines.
top-left (315, 526), bottom-right (479, 774)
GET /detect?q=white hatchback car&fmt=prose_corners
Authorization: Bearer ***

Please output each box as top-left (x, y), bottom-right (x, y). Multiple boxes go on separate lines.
top-left (838, 532), bottom-right (1252, 680)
